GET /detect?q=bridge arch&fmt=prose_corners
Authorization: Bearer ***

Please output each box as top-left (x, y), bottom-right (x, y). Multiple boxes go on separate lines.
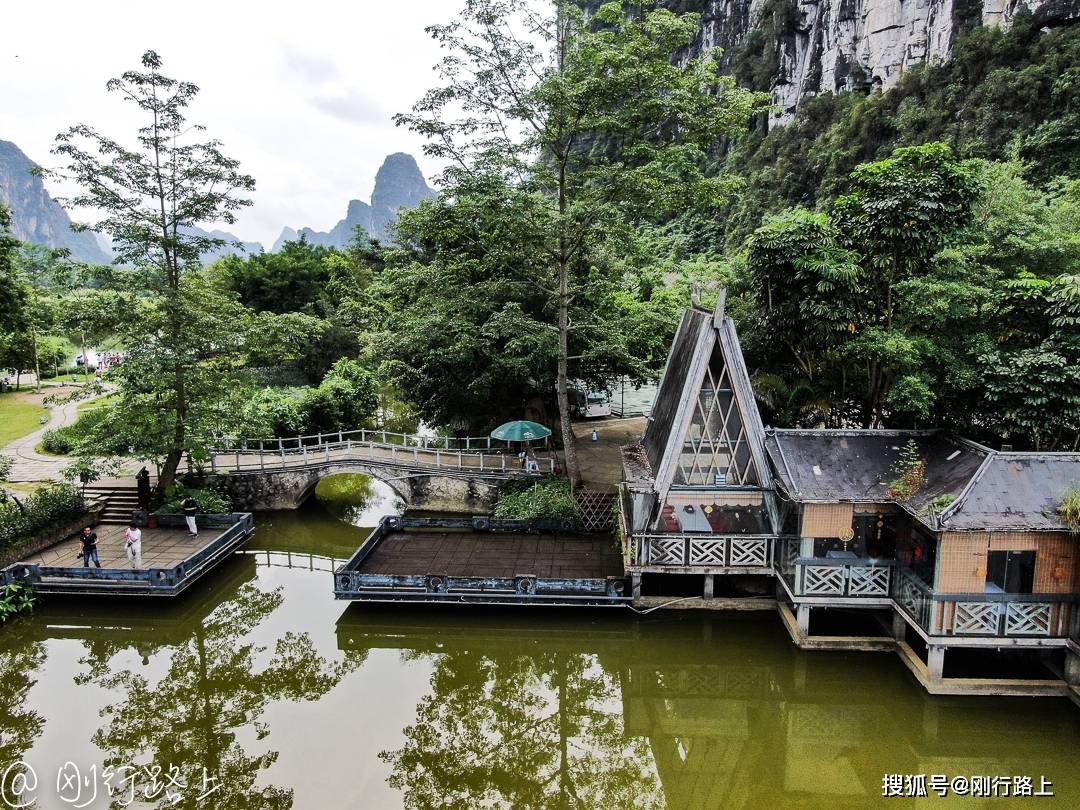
top-left (218, 460), bottom-right (503, 515)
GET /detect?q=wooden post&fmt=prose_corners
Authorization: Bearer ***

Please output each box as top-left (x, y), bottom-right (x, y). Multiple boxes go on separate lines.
top-left (210, 452), bottom-right (217, 474)
top-left (892, 611), bottom-right (907, 642)
top-left (457, 451), bottom-right (462, 468)
top-left (436, 450), bottom-right (441, 467)
top-left (703, 574), bottom-right (714, 600)
top-left (927, 645), bottom-right (945, 683)
top-left (796, 605), bottom-right (811, 639)
top-left (235, 451), bottom-right (240, 470)
top-left (631, 573), bottom-right (642, 600)
top-left (466, 437), bottom-right (471, 450)
top-left (303, 446), bottom-right (308, 466)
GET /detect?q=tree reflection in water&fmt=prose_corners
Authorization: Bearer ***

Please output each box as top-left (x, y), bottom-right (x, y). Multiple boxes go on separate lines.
top-left (380, 647), bottom-right (664, 809)
top-left (84, 584), bottom-right (354, 809)
top-left (0, 630), bottom-right (46, 797)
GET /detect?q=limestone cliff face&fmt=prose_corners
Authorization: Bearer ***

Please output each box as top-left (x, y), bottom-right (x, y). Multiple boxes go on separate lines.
top-left (0, 139), bottom-right (110, 263)
top-left (272, 152), bottom-right (434, 251)
top-left (674, 0), bottom-right (1080, 124)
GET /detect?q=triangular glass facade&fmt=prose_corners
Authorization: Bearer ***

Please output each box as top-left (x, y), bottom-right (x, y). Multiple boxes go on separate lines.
top-left (673, 342), bottom-right (759, 487)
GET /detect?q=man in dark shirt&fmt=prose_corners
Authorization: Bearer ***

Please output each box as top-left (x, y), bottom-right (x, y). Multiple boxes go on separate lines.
top-left (79, 526), bottom-right (101, 568)
top-left (181, 496), bottom-right (199, 537)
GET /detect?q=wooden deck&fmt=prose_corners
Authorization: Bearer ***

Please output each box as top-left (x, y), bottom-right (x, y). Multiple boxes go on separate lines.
top-left (358, 531), bottom-right (623, 580)
top-left (22, 524), bottom-right (206, 570)
top-left (3, 514), bottom-right (255, 596)
top-left (336, 517), bottom-right (630, 606)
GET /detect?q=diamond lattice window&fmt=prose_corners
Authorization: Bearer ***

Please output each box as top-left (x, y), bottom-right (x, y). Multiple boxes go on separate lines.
top-left (673, 343), bottom-right (759, 486)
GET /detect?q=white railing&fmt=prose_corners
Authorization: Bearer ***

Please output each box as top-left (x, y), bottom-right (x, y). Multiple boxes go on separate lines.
top-left (796, 559), bottom-right (893, 597)
top-left (208, 436), bottom-right (554, 476)
top-left (891, 567), bottom-right (1075, 638)
top-left (213, 428), bottom-right (549, 453)
top-left (631, 534), bottom-right (773, 569)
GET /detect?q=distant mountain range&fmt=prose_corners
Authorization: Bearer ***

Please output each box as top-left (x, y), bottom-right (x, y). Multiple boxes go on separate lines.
top-left (272, 152), bottom-right (434, 250)
top-left (0, 139), bottom-right (433, 262)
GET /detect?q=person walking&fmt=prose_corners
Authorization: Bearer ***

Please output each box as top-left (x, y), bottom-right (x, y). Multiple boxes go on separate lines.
top-left (125, 522), bottom-right (143, 570)
top-left (79, 526), bottom-right (101, 568)
top-left (136, 467), bottom-right (152, 512)
top-left (181, 496), bottom-right (199, 537)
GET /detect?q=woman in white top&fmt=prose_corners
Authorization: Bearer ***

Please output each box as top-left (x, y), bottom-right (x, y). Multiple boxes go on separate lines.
top-left (125, 522), bottom-right (143, 570)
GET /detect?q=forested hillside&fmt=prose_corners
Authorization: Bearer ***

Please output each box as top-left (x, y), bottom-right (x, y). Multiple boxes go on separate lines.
top-left (711, 11), bottom-right (1080, 249)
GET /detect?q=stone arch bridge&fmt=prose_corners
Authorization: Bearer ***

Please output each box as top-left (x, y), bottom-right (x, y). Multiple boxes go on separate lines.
top-left (208, 429), bottom-right (553, 514)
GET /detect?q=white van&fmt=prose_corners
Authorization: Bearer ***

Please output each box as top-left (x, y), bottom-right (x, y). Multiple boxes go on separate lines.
top-left (568, 386), bottom-right (612, 418)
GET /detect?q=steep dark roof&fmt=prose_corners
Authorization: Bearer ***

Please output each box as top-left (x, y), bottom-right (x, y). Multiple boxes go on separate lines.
top-left (941, 454), bottom-right (1080, 532)
top-left (764, 430), bottom-right (989, 515)
top-left (642, 309), bottom-right (708, 472)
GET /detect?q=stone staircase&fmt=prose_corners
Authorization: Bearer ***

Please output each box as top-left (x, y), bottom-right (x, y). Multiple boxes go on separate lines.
top-left (83, 485), bottom-right (141, 525)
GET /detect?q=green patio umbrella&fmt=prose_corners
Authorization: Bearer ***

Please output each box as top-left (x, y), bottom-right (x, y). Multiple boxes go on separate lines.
top-left (490, 420), bottom-right (552, 442)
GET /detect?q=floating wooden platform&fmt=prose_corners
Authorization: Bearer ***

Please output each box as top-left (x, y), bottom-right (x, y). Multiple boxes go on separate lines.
top-left (2, 513), bottom-right (255, 596)
top-left (335, 516), bottom-right (629, 606)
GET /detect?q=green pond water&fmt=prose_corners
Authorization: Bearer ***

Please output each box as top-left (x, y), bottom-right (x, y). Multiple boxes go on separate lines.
top-left (1, 477), bottom-right (1079, 809)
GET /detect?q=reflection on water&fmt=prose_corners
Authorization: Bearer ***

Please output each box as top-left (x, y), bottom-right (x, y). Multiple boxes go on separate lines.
top-left (0, 504), bottom-right (1077, 808)
top-left (313, 473), bottom-right (404, 528)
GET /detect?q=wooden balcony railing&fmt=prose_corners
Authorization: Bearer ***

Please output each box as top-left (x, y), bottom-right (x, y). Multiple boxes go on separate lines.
top-left (892, 566), bottom-right (1077, 639)
top-left (630, 533), bottom-right (773, 569)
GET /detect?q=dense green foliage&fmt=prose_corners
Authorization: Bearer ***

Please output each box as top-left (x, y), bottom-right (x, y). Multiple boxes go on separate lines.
top-left (393, 0), bottom-right (765, 479)
top-left (0, 484), bottom-right (85, 547)
top-left (493, 478), bottom-right (581, 523)
top-left (158, 483), bottom-right (232, 515)
top-left (741, 141), bottom-right (1080, 448)
top-left (0, 581), bottom-right (35, 622)
top-left (40, 407), bottom-right (111, 455)
top-left (1061, 489), bottom-right (1080, 532)
top-left (715, 12), bottom-right (1080, 249)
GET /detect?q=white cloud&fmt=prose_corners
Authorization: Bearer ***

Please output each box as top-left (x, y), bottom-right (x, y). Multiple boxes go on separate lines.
top-left (0, 0), bottom-right (477, 247)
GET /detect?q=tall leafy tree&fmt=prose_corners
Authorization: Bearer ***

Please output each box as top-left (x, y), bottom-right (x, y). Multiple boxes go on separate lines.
top-left (0, 204), bottom-right (31, 347)
top-left (43, 50), bottom-right (255, 490)
top-left (395, 0), bottom-right (764, 482)
top-left (832, 143), bottom-right (979, 426)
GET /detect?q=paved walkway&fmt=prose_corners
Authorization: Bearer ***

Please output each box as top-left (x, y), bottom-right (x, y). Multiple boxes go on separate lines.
top-left (1, 386), bottom-right (130, 484)
top-left (21, 524), bottom-right (202, 569)
top-left (572, 416), bottom-right (646, 492)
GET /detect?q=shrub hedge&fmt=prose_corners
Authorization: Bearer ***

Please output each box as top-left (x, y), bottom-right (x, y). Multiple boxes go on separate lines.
top-left (493, 477), bottom-right (581, 523)
top-left (0, 483), bottom-right (85, 548)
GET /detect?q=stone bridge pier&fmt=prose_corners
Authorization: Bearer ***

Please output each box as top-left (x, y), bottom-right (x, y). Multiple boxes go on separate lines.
top-left (216, 463), bottom-right (501, 514)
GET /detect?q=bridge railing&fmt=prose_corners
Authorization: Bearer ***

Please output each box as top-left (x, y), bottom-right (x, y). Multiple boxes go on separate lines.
top-left (213, 428), bottom-right (550, 453)
top-left (208, 436), bottom-right (555, 475)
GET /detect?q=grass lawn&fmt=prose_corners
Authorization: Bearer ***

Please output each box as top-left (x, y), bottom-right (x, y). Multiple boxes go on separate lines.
top-left (0, 391), bottom-right (46, 447)
top-left (77, 393), bottom-right (119, 412)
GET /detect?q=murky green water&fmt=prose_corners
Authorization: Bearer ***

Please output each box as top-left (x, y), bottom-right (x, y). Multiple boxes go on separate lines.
top-left (1, 482), bottom-right (1078, 808)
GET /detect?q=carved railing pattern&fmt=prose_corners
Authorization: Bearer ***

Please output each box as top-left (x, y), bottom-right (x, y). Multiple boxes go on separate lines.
top-left (847, 565), bottom-right (890, 596)
top-left (1005, 602), bottom-right (1052, 636)
top-left (797, 561), bottom-right (892, 598)
top-left (729, 537), bottom-right (769, 567)
top-left (952, 601), bottom-right (1002, 635)
top-left (801, 565), bottom-right (847, 595)
top-left (687, 539), bottom-right (726, 566)
top-left (647, 537), bottom-right (685, 566)
top-left (633, 534), bottom-right (774, 569)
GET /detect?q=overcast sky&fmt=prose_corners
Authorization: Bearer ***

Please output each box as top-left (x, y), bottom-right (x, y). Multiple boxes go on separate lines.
top-left (0, 1), bottom-right (476, 247)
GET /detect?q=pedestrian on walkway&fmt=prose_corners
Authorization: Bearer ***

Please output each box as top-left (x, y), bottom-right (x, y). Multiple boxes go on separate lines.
top-left (79, 526), bottom-right (101, 568)
top-left (125, 522), bottom-right (143, 569)
top-left (181, 496), bottom-right (199, 537)
top-left (136, 467), bottom-right (151, 511)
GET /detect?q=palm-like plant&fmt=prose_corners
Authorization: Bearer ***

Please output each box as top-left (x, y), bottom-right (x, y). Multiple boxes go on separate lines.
top-left (752, 373), bottom-right (833, 428)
